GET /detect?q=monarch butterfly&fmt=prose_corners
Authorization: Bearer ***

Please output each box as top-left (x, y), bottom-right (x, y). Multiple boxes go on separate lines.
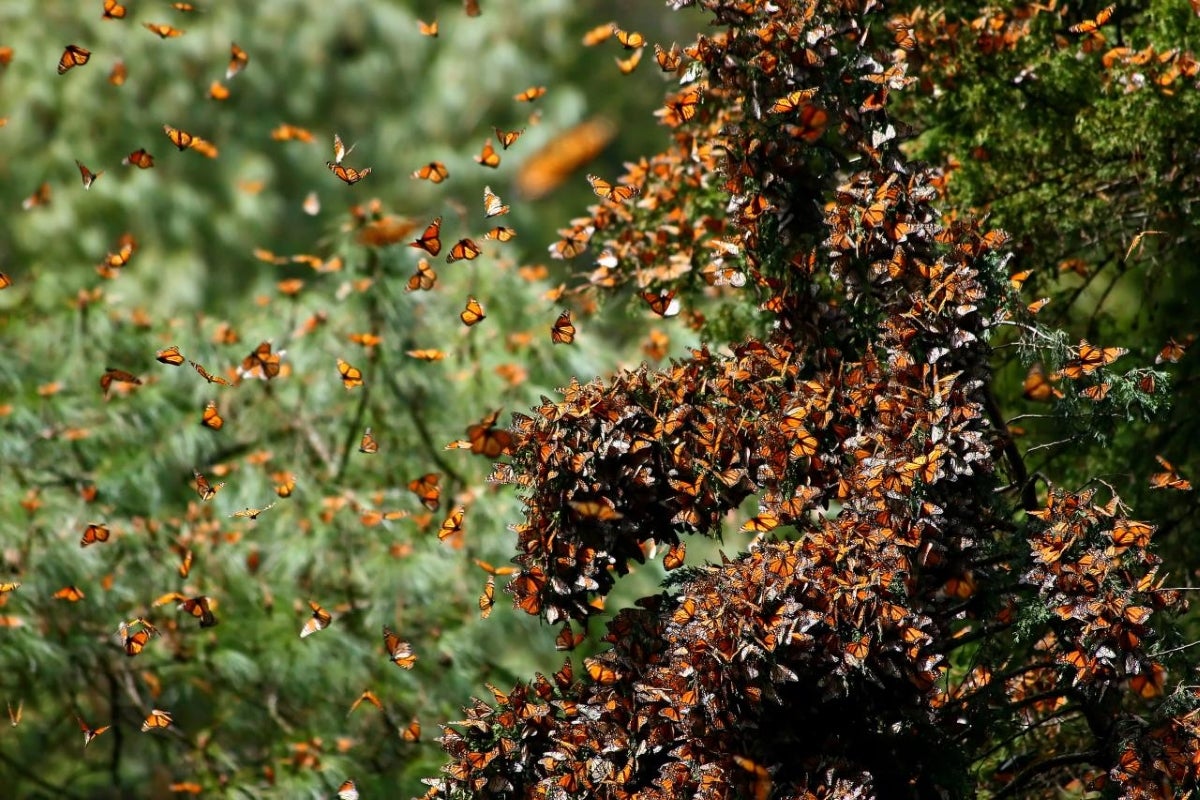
top-left (271, 123), bottom-right (315, 142)
top-left (662, 87), bottom-right (701, 124)
top-left (327, 162), bottom-right (371, 184)
top-left (141, 709), bottom-right (173, 732)
top-left (1061, 340), bottom-right (1128, 379)
top-left (163, 124), bottom-right (195, 150)
top-left (586, 173), bottom-right (639, 203)
top-left (514, 86), bottom-right (546, 102)
top-left (584, 656), bottom-right (619, 684)
top-left (410, 217), bottom-right (443, 256)
top-left (616, 49), bottom-right (642, 74)
top-left (171, 1), bottom-right (198, 8)
top-left (1150, 455), bottom-right (1192, 491)
top-left (155, 345), bottom-right (184, 365)
top-left (189, 360), bottom-right (232, 385)
top-left (77, 716), bottom-right (111, 748)
top-left (786, 104), bottom-right (829, 143)
top-left (1069, 4), bottom-right (1115, 34)
top-left (207, 81), bottom-right (230, 100)
top-left (100, 367), bottom-right (142, 397)
top-left (143, 22), bottom-right (184, 38)
top-left (200, 400), bottom-right (223, 430)
top-left (548, 226), bottom-right (594, 259)
top-left (178, 549), bottom-right (193, 578)
top-left (121, 148), bottom-right (155, 169)
top-left (474, 139), bottom-right (501, 168)
top-left (662, 541), bottom-right (686, 570)
top-left (400, 717), bottom-right (421, 742)
top-left (240, 340), bottom-right (282, 379)
top-left (460, 296), bottom-right (487, 326)
top-left (102, 0), bottom-right (127, 19)
top-left (6, 700), bottom-right (21, 728)
top-left (0, 273), bottom-right (9, 290)
top-left (612, 25), bottom-right (645, 49)
top-left (189, 136), bottom-right (219, 159)
top-left (405, 259), bottom-right (437, 292)
top-left (75, 160), bottom-right (103, 190)
top-left (1022, 363), bottom-right (1062, 402)
top-left (479, 576), bottom-right (496, 618)
top-left (359, 427), bottom-right (378, 454)
top-left (483, 226), bottom-right (516, 242)
top-left (383, 625), bottom-right (417, 668)
top-left (411, 162), bottom-right (449, 183)
top-left (555, 624), bottom-right (585, 650)
top-left (1080, 382), bottom-right (1111, 402)
top-left (466, 408), bottom-right (512, 456)
top-left (227, 42), bottom-right (249, 79)
top-left (493, 126), bottom-right (524, 149)
top-left (1155, 336), bottom-right (1190, 364)
top-left (769, 88), bottom-right (820, 114)
top-left (22, 182), bottom-right (51, 211)
top-left (418, 19), bottom-right (438, 36)
top-left (108, 60), bottom-right (127, 85)
top-left (180, 596), bottom-right (218, 628)
top-left (438, 506), bottom-right (465, 541)
top-left (230, 502), bottom-right (276, 520)
top-left (408, 473), bottom-right (441, 510)
top-left (654, 43), bottom-right (682, 71)
top-left (550, 310), bottom-right (576, 344)
top-left (0, 582), bottom-right (19, 593)
top-left (193, 469), bottom-right (225, 501)
top-left (447, 238), bottom-right (482, 263)
top-left (53, 585), bottom-right (85, 602)
top-left (336, 779), bottom-right (360, 800)
top-left (300, 600), bottom-right (332, 638)
top-left (348, 690), bottom-right (383, 716)
top-left (406, 348), bottom-right (447, 360)
top-left (641, 289), bottom-right (680, 317)
top-left (81, 523), bottom-right (110, 547)
top-left (483, 186), bottom-right (509, 217)
top-left (515, 118), bottom-right (616, 199)
top-left (568, 499), bottom-right (624, 521)
top-left (464, 0), bottom-right (481, 16)
top-left (337, 358), bottom-right (364, 389)
top-left (58, 45), bottom-right (91, 74)
top-left (273, 471), bottom-right (296, 498)
top-left (331, 133), bottom-right (355, 165)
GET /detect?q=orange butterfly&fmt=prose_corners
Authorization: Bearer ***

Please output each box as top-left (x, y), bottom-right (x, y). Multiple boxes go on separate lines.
top-left (641, 289), bottom-right (680, 317)
top-left (438, 506), bottom-right (465, 541)
top-left (479, 576), bottom-right (496, 618)
top-left (337, 358), bottom-right (364, 389)
top-left (514, 85), bottom-right (546, 102)
top-left (348, 690), bottom-right (383, 716)
top-left (418, 19), bottom-right (439, 37)
top-left (483, 186), bottom-right (509, 217)
top-left (22, 182), bottom-right (51, 210)
top-left (53, 586), bottom-right (85, 602)
top-left (1150, 455), bottom-right (1192, 491)
top-left (327, 162), bottom-right (371, 184)
top-left (406, 259), bottom-right (437, 291)
top-left (77, 716), bottom-right (111, 748)
top-left (163, 124), bottom-right (195, 151)
top-left (1156, 337), bottom-right (1190, 364)
top-left (190, 360), bottom-right (232, 385)
top-left (271, 124), bottom-right (315, 142)
top-left (201, 400), bottom-right (223, 430)
top-left (400, 717), bottom-right (421, 742)
top-left (273, 472), bottom-right (296, 498)
top-left (548, 226), bottom-right (594, 259)
top-left (180, 596), bottom-right (218, 628)
top-left (359, 427), bottom-right (379, 454)
top-left (460, 296), bottom-right (487, 326)
top-left (58, 45), bottom-right (91, 74)
top-left (1022, 363), bottom-right (1063, 402)
top-left (483, 226), bottom-right (515, 242)
top-left (568, 499), bottom-right (624, 521)
top-left (407, 348), bottom-right (447, 361)
top-left (411, 162), bottom-right (449, 183)
top-left (0, 273), bottom-right (10, 290)
top-left (193, 469), bottom-right (225, 501)
top-left (119, 620), bottom-right (157, 656)
top-left (0, 582), bottom-right (19, 593)
top-left (587, 173), bottom-right (639, 203)
top-left (73, 160), bottom-right (103, 191)
top-left (141, 709), bottom-right (173, 732)
top-left (662, 86), bottom-right (701, 124)
top-left (655, 43), bottom-right (681, 71)
top-left (143, 22), bottom-right (185, 38)
top-left (337, 779), bottom-right (360, 800)
top-left (1070, 4), bottom-right (1115, 34)
top-left (108, 61), bottom-right (127, 85)
top-left (240, 341), bottom-right (282, 379)
top-left (551, 310), bottom-right (576, 344)
top-left (615, 48), bottom-right (642, 74)
top-left (119, 148), bottom-right (154, 170)
top-left (1061, 340), bottom-right (1128, 379)
top-left (331, 133), bottom-right (355, 164)
top-left (102, 0), bottom-right (127, 19)
top-left (230, 502), bottom-right (276, 520)
top-left (447, 238), bottom-right (482, 263)
top-left (100, 367), bottom-right (142, 397)
top-left (383, 625), bottom-right (417, 668)
top-left (178, 549), bottom-right (193, 578)
top-left (612, 26), bottom-right (645, 49)
top-left (474, 139), bottom-right (501, 168)
top-left (226, 42), bottom-right (249, 79)
top-left (300, 600), bottom-right (332, 638)
top-left (466, 409), bottom-right (513, 456)
top-left (514, 118), bottom-right (615, 199)
top-left (407, 473), bottom-right (441, 510)
top-left (410, 217), bottom-right (443, 256)
top-left (494, 127), bottom-right (524, 149)
top-left (464, 0), bottom-right (482, 17)
top-left (80, 523), bottom-right (110, 547)
top-left (769, 88), bottom-right (820, 114)
top-left (156, 345), bottom-right (185, 365)
top-left (207, 81), bottom-right (230, 100)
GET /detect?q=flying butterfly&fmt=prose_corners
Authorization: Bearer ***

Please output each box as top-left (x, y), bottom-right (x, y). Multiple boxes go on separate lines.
top-left (207, 81), bottom-right (230, 100)
top-left (479, 576), bottom-right (496, 619)
top-left (118, 148), bottom-right (154, 170)
top-left (1069, 4), bottom-right (1115, 34)
top-left (612, 25), bottom-right (645, 49)
top-left (108, 61), bottom-right (127, 85)
top-left (143, 22), bottom-right (185, 38)
top-left (407, 348), bottom-right (447, 361)
top-left (405, 259), bottom-right (437, 292)
top-left (58, 45), bottom-right (91, 74)
top-left (655, 43), bottom-right (682, 71)
top-left (22, 183), bottom-right (52, 211)
top-left (337, 780), bottom-right (360, 800)
top-left (400, 717), bottom-right (421, 742)
top-left (230, 502), bottom-right (276, 520)
top-left (1061, 340), bottom-right (1128, 379)
top-left (483, 186), bottom-right (509, 217)
top-left (410, 217), bottom-right (443, 256)
top-left (6, 700), bottom-right (20, 728)
top-left (273, 471), bottom-right (296, 498)
top-left (75, 160), bottom-right (103, 190)
top-left (586, 173), bottom-right (639, 203)
top-left (190, 360), bottom-right (232, 385)
top-left (483, 226), bottom-right (515, 242)
top-left (77, 716), bottom-right (111, 748)
top-left (1150, 455), bottom-right (1192, 491)
top-left (411, 162), bottom-right (449, 183)
top-left (141, 709), bottom-right (173, 732)
top-left (53, 586), bottom-right (85, 602)
top-left (331, 133), bottom-right (355, 165)
top-left (156, 345), bottom-right (185, 365)
top-left (464, 0), bottom-right (482, 17)
top-left (459, 296), bottom-right (486, 326)
top-left (100, 367), bottom-right (142, 397)
top-left (359, 426), bottom-right (379, 454)
top-left (418, 19), bottom-right (438, 37)
top-left (80, 523), bottom-right (110, 547)
top-left (494, 127), bottom-right (524, 149)
top-left (300, 600), bottom-right (332, 638)
top-left (327, 162), bottom-right (371, 184)
top-left (163, 124), bottom-right (195, 151)
top-left (337, 358), bottom-right (364, 389)
top-left (227, 42), bottom-right (249, 79)
top-left (239, 340), bottom-right (282, 379)
top-left (383, 626), bottom-right (417, 668)
top-left (514, 86), bottom-right (546, 102)
top-left (438, 506), bottom-right (465, 541)
top-left (201, 400), bottom-right (223, 430)
top-left (348, 690), bottom-right (383, 716)
top-left (616, 48), bottom-right (642, 74)
top-left (102, 0), bottom-right (127, 19)
top-left (464, 408), bottom-right (512, 456)
top-left (641, 289), bottom-right (681, 317)
top-left (407, 473), bottom-right (441, 510)
top-left (180, 596), bottom-right (218, 628)
top-left (447, 238), bottom-right (482, 263)
top-left (474, 139), bottom-right (501, 168)
top-left (550, 309), bottom-right (576, 344)
top-left (769, 87), bottom-right (820, 114)
top-left (193, 469), bottom-right (225, 501)
top-left (514, 118), bottom-right (615, 200)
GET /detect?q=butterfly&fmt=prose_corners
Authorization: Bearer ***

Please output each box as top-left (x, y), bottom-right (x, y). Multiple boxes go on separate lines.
top-left (273, 472), bottom-right (296, 498)
top-left (483, 226), bottom-right (516, 242)
top-left (155, 345), bottom-right (184, 365)
top-left (53, 586), bottom-right (85, 602)
top-left (612, 26), bottom-right (645, 49)
top-left (407, 473), bottom-right (441, 510)
top-left (21, 182), bottom-right (52, 211)
top-left (1061, 340), bottom-right (1128, 379)
top-left (230, 502), bottom-right (276, 520)
top-left (663, 86), bottom-right (701, 124)
top-left (120, 148), bottom-right (155, 168)
top-left (5, 700), bottom-right (21, 728)
top-left (201, 400), bottom-right (223, 430)
top-left (348, 690), bottom-right (383, 716)
top-left (77, 716), bottom-right (111, 748)
top-left (143, 22), bottom-right (185, 38)
top-left (406, 259), bottom-right (437, 291)
top-left (0, 582), bottom-right (19, 593)
top-left (1022, 363), bottom-right (1063, 402)
top-left (615, 49), bottom-right (643, 74)
top-left (514, 118), bottom-right (615, 199)
top-left (358, 427), bottom-right (379, 454)
top-left (141, 709), bottom-right (173, 732)
top-left (587, 174), bottom-right (639, 203)
top-left (1150, 455), bottom-right (1192, 491)
top-left (58, 45), bottom-right (91, 74)
top-left (239, 341), bottom-right (282, 379)
top-left (331, 133), bottom-right (356, 165)
top-left (0, 273), bottom-right (9, 290)
top-left (465, 408), bottom-right (512, 456)
top-left (80, 523), bottom-right (110, 547)
top-left (1069, 4), bottom-right (1115, 34)
top-left (400, 717), bottom-right (421, 742)
top-left (483, 186), bottom-right (509, 217)
top-left (410, 217), bottom-right (443, 256)
top-left (100, 368), bottom-right (142, 397)
top-left (568, 499), bottom-right (624, 521)
top-left (406, 348), bottom-right (447, 361)
top-left (411, 162), bottom-right (449, 183)
top-left (227, 42), bottom-right (249, 79)
top-left (551, 310), bottom-right (576, 344)
top-left (494, 127), bottom-right (525, 149)
top-left (654, 43), bottom-right (682, 71)
top-left (190, 360), bottom-right (232, 385)
top-left (769, 88), bottom-right (820, 114)
top-left (1156, 337), bottom-right (1190, 364)
top-left (474, 139), bottom-right (501, 168)
top-left (447, 238), bottom-right (482, 263)
top-left (641, 289), bottom-right (681, 317)
top-left (464, 0), bottom-right (482, 16)
top-left (193, 469), bottom-right (225, 501)
top-left (119, 619), bottom-right (157, 656)
top-left (337, 358), bottom-right (364, 389)
top-left (75, 160), bottom-right (103, 190)
top-left (479, 576), bottom-right (496, 618)
top-left (514, 85), bottom-right (546, 102)
top-left (271, 124), bottom-right (315, 142)
top-left (163, 124), bottom-right (195, 151)
top-left (460, 296), bottom-right (487, 326)
top-left (207, 81), bottom-right (230, 100)
top-left (438, 506), bottom-right (465, 541)
top-left (336, 779), bottom-right (360, 800)
top-left (383, 626), bottom-right (417, 668)
top-left (178, 549), bottom-right (193, 578)
top-left (327, 162), bottom-right (371, 184)
top-left (108, 61), bottom-right (127, 85)
top-left (300, 600), bottom-right (332, 638)
top-left (418, 19), bottom-right (439, 36)
top-left (556, 624), bottom-right (585, 650)
top-left (180, 596), bottom-right (218, 628)
top-left (102, 0), bottom-right (127, 19)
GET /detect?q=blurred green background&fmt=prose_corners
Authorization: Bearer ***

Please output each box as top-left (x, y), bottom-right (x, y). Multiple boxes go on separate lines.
top-left (0, 1), bottom-right (709, 797)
